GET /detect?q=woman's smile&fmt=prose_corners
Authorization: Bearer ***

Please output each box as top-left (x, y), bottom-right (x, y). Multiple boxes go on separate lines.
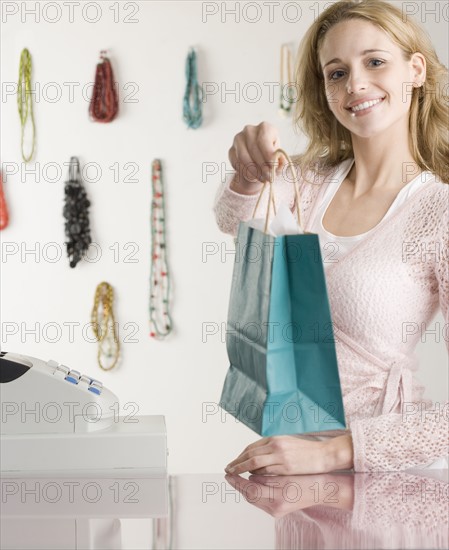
top-left (347, 96), bottom-right (386, 116)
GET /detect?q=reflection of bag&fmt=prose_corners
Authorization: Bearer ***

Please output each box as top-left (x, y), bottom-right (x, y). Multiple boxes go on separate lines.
top-left (219, 149), bottom-right (346, 437)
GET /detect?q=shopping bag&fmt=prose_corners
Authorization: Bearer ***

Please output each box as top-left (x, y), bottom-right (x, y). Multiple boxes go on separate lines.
top-left (219, 149), bottom-right (346, 437)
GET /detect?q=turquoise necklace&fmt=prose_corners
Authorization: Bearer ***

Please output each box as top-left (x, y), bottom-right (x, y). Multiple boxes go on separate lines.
top-left (183, 48), bottom-right (202, 129)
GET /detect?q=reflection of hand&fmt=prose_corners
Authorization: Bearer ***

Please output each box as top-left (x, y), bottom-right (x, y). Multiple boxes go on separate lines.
top-left (225, 435), bottom-right (354, 475)
top-left (225, 472), bottom-right (354, 518)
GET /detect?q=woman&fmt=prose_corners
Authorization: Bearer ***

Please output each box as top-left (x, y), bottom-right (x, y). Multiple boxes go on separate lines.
top-left (214, 0), bottom-right (448, 474)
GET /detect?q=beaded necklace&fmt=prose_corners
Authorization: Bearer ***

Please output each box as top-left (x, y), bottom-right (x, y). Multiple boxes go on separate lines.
top-left (17, 48), bottom-right (36, 162)
top-left (0, 172), bottom-right (9, 230)
top-left (63, 157), bottom-right (92, 268)
top-left (89, 50), bottom-right (119, 123)
top-left (183, 48), bottom-right (202, 129)
top-left (91, 282), bottom-right (120, 370)
top-left (149, 159), bottom-right (172, 339)
top-left (279, 44), bottom-right (295, 117)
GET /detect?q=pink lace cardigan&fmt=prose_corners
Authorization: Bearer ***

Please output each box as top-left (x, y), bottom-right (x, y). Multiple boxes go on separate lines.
top-left (213, 157), bottom-right (449, 472)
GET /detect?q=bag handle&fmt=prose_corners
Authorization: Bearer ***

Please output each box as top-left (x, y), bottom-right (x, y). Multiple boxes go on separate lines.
top-left (252, 148), bottom-right (303, 234)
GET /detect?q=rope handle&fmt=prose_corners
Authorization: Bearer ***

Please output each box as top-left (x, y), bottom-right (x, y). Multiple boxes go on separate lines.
top-left (251, 148), bottom-right (303, 234)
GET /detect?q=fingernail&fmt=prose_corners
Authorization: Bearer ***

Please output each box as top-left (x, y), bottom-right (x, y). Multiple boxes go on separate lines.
top-left (225, 465), bottom-right (235, 473)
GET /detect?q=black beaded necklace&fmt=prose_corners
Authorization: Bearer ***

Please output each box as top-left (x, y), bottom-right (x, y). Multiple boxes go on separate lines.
top-left (63, 157), bottom-right (92, 268)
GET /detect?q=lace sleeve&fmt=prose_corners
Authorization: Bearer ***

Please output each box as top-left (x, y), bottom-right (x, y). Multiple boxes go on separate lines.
top-left (349, 396), bottom-right (449, 471)
top-left (212, 171), bottom-right (297, 237)
top-left (435, 194), bottom-right (449, 343)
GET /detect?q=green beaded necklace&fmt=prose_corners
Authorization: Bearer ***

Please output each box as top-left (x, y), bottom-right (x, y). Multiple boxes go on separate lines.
top-left (17, 48), bottom-right (36, 162)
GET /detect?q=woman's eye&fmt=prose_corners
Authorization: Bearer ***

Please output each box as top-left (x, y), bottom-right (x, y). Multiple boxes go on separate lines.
top-left (329, 70), bottom-right (345, 81)
top-left (328, 59), bottom-right (384, 81)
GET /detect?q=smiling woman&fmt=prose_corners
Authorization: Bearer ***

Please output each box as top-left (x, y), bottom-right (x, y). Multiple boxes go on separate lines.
top-left (293, 0), bottom-right (447, 184)
top-left (214, 0), bottom-right (448, 475)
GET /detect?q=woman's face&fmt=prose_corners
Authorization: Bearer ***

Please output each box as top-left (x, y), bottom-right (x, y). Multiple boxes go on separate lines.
top-left (318, 19), bottom-right (425, 139)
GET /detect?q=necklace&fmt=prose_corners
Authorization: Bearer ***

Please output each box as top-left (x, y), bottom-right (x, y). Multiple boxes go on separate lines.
top-left (63, 157), bottom-right (92, 268)
top-left (183, 48), bottom-right (202, 129)
top-left (91, 282), bottom-right (120, 370)
top-left (0, 172), bottom-right (9, 230)
top-left (89, 50), bottom-right (119, 123)
top-left (17, 48), bottom-right (36, 162)
top-left (279, 44), bottom-right (295, 117)
top-left (149, 159), bottom-right (172, 339)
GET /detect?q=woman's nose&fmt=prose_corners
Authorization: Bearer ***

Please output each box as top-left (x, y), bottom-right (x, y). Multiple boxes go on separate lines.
top-left (346, 73), bottom-right (368, 94)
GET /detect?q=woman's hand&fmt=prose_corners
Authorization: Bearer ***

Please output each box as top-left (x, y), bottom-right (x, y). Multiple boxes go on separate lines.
top-left (228, 122), bottom-right (285, 195)
top-left (224, 434), bottom-right (354, 476)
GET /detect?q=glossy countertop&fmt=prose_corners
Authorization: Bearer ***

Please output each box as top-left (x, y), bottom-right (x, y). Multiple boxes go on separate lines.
top-left (1, 468), bottom-right (448, 549)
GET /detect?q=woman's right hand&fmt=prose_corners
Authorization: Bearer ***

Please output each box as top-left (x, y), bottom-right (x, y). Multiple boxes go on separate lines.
top-left (228, 122), bottom-right (285, 195)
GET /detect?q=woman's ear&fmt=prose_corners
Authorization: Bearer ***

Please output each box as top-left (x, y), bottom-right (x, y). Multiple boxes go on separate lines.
top-left (411, 52), bottom-right (426, 85)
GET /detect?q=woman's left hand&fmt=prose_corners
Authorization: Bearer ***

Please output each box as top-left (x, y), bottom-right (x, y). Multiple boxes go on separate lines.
top-left (225, 434), bottom-right (354, 476)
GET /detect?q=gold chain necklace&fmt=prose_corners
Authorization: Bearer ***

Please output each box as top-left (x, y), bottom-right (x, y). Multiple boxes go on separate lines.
top-left (91, 282), bottom-right (120, 370)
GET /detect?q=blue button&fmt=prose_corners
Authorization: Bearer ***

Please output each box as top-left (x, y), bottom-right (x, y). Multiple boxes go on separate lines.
top-left (65, 370), bottom-right (80, 384)
top-left (88, 380), bottom-right (102, 395)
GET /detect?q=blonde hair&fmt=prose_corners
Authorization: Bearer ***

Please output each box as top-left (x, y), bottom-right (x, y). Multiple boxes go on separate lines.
top-left (292, 0), bottom-right (448, 184)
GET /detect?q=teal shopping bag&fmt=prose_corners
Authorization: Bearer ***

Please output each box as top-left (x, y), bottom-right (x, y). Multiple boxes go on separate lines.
top-left (219, 149), bottom-right (346, 436)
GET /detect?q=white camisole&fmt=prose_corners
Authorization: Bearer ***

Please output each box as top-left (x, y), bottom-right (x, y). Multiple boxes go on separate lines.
top-left (308, 159), bottom-right (435, 271)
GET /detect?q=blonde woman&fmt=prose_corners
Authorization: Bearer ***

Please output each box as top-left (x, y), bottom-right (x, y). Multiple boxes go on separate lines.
top-left (214, 0), bottom-right (448, 474)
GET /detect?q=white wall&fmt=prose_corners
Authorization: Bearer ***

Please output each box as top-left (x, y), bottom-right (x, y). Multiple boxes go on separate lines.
top-left (1, 1), bottom-right (448, 474)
